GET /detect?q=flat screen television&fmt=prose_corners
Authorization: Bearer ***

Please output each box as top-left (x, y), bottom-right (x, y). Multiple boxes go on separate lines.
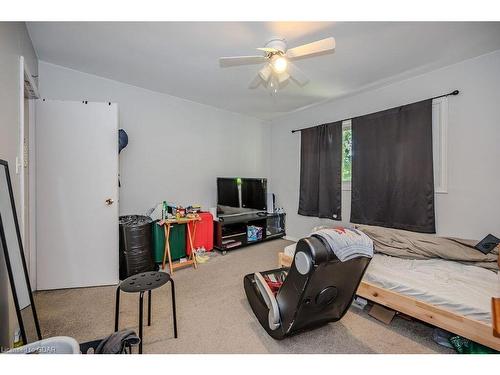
top-left (216, 178), bottom-right (240, 208)
top-left (217, 177), bottom-right (267, 213)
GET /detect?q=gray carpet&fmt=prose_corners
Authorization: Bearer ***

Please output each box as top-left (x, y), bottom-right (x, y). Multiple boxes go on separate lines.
top-left (34, 239), bottom-right (452, 353)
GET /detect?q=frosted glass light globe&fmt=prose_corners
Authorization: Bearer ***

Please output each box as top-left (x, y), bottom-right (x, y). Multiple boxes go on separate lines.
top-left (271, 56), bottom-right (288, 74)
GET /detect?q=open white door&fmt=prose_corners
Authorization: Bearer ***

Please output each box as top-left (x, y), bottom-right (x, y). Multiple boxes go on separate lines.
top-left (36, 100), bottom-right (119, 290)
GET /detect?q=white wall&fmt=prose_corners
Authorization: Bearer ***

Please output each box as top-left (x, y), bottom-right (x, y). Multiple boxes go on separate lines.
top-left (38, 62), bottom-right (270, 215)
top-left (0, 22), bottom-right (38, 348)
top-left (270, 50), bottom-right (500, 241)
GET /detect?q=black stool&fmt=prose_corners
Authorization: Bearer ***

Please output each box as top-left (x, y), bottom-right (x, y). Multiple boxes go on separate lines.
top-left (114, 271), bottom-right (177, 354)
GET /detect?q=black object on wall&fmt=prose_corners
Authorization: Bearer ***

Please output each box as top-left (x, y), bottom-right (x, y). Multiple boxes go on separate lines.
top-left (350, 99), bottom-right (435, 233)
top-left (298, 121), bottom-right (342, 220)
top-left (118, 129), bottom-right (129, 154)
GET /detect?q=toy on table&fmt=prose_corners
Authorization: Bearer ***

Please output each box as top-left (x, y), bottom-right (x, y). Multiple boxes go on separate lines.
top-left (186, 205), bottom-right (201, 214)
top-left (175, 206), bottom-right (186, 219)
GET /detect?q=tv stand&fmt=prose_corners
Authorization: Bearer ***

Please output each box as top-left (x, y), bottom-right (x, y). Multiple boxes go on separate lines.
top-left (214, 212), bottom-right (286, 254)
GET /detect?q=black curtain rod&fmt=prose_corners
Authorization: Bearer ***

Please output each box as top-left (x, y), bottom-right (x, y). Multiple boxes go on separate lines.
top-left (291, 90), bottom-right (459, 133)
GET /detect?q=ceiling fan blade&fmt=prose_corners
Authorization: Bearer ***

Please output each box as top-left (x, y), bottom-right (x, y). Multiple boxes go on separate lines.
top-left (288, 62), bottom-right (309, 86)
top-left (257, 47), bottom-right (279, 53)
top-left (286, 37), bottom-right (335, 60)
top-left (219, 55), bottom-right (268, 67)
top-left (258, 64), bottom-right (272, 82)
top-left (248, 74), bottom-right (262, 89)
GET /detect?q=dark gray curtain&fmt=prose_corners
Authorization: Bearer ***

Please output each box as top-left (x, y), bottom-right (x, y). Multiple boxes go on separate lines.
top-left (298, 121), bottom-right (342, 220)
top-left (350, 99), bottom-right (435, 233)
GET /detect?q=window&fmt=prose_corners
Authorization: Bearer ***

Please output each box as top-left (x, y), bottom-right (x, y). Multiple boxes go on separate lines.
top-left (432, 97), bottom-right (448, 193)
top-left (341, 120), bottom-right (352, 189)
top-left (339, 98), bottom-right (448, 193)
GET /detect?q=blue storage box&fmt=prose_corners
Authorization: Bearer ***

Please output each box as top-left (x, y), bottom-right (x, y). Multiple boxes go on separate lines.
top-left (247, 225), bottom-right (263, 242)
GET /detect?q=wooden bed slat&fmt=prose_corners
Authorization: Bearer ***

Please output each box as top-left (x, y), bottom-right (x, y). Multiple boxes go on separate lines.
top-left (278, 252), bottom-right (500, 351)
top-left (493, 298), bottom-right (500, 338)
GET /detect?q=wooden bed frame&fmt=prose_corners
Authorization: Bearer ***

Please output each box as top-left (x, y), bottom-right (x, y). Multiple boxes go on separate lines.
top-left (278, 252), bottom-right (500, 351)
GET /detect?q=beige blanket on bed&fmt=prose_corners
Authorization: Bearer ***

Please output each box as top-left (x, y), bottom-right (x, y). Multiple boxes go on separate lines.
top-left (355, 224), bottom-right (499, 271)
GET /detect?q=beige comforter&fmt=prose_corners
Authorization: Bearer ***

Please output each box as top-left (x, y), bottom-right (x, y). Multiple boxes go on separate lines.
top-left (356, 224), bottom-right (499, 271)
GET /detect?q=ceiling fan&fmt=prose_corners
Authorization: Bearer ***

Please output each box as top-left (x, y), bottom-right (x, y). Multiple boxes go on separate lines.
top-left (219, 37), bottom-right (335, 94)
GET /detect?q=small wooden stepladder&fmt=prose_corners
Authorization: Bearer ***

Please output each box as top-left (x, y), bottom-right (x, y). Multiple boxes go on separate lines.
top-left (161, 216), bottom-right (201, 274)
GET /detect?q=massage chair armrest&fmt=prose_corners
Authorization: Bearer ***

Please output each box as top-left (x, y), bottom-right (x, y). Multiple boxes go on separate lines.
top-left (254, 272), bottom-right (281, 330)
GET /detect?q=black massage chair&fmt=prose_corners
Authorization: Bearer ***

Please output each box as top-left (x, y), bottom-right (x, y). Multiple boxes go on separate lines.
top-left (244, 235), bottom-right (371, 339)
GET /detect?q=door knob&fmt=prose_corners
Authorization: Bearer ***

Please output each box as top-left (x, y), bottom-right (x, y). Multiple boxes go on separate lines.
top-left (105, 198), bottom-right (114, 205)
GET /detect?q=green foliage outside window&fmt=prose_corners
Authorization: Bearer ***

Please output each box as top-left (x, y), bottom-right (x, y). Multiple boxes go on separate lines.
top-left (342, 127), bottom-right (352, 182)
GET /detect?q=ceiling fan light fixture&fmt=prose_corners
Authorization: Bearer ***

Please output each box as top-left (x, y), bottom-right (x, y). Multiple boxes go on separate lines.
top-left (258, 65), bottom-right (272, 82)
top-left (220, 36), bottom-right (335, 92)
top-left (271, 55), bottom-right (288, 74)
top-left (268, 76), bottom-right (279, 96)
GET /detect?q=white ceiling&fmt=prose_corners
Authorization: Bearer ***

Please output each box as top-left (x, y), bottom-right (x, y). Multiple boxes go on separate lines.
top-left (27, 22), bottom-right (500, 119)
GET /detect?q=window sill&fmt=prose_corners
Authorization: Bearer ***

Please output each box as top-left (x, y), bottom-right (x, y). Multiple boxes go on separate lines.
top-left (341, 186), bottom-right (448, 194)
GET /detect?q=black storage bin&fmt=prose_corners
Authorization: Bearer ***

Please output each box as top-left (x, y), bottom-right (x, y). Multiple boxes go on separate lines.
top-left (119, 215), bottom-right (154, 279)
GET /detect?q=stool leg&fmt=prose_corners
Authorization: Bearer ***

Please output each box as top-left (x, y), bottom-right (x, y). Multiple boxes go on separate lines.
top-left (114, 286), bottom-right (120, 332)
top-left (139, 291), bottom-right (144, 354)
top-left (147, 290), bottom-right (152, 326)
top-left (169, 279), bottom-right (178, 338)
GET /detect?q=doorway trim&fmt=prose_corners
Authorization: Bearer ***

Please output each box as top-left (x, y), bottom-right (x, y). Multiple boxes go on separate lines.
top-left (19, 56), bottom-right (39, 289)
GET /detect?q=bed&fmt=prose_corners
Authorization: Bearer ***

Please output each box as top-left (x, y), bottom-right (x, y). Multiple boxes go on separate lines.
top-left (278, 227), bottom-right (500, 351)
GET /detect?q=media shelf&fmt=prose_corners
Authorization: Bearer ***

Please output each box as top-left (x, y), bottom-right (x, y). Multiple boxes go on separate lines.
top-left (214, 212), bottom-right (286, 254)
